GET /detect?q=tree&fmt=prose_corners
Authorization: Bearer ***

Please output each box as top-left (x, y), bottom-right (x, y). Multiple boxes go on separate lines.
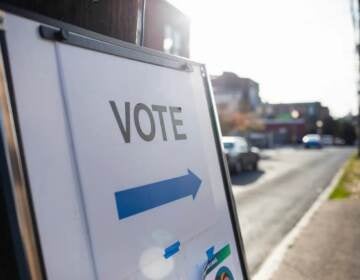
top-left (334, 119), bottom-right (356, 145)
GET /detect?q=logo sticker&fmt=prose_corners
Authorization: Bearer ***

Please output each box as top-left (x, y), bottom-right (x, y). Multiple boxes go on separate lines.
top-left (215, 266), bottom-right (234, 280)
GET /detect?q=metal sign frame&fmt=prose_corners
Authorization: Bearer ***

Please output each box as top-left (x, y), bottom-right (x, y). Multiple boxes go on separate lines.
top-left (0, 4), bottom-right (250, 280)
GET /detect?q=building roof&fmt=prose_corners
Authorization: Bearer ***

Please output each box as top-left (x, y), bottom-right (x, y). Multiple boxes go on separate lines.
top-left (211, 72), bottom-right (259, 91)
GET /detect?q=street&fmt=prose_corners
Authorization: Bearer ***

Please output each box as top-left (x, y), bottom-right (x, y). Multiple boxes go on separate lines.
top-left (231, 146), bottom-right (354, 275)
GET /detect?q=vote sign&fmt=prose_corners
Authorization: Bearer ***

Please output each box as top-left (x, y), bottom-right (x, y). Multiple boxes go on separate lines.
top-left (0, 10), bottom-right (248, 280)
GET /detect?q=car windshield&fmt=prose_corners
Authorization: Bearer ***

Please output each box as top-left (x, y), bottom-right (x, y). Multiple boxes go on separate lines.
top-left (223, 142), bottom-right (234, 149)
top-left (304, 134), bottom-right (320, 141)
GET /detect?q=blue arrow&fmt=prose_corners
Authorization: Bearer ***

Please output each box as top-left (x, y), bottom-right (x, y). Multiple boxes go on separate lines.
top-left (114, 169), bottom-right (202, 220)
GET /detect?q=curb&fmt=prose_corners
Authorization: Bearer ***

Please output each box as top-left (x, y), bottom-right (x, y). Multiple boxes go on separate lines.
top-left (252, 161), bottom-right (347, 280)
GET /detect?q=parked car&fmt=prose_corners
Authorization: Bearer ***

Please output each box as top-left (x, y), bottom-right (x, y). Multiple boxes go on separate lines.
top-left (321, 134), bottom-right (333, 146)
top-left (222, 136), bottom-right (260, 174)
top-left (334, 137), bottom-right (345, 146)
top-left (302, 134), bottom-right (322, 149)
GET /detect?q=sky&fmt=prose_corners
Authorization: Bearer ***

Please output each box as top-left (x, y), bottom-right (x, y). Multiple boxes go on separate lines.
top-left (169, 0), bottom-right (358, 117)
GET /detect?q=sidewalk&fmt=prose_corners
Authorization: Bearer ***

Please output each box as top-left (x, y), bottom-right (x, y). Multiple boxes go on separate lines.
top-left (271, 155), bottom-right (360, 280)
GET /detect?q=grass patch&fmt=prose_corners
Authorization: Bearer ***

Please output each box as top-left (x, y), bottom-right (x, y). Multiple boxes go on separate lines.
top-left (329, 154), bottom-right (360, 200)
top-left (329, 183), bottom-right (350, 199)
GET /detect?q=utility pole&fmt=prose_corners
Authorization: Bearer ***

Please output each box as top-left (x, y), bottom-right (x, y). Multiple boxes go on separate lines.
top-left (357, 0), bottom-right (360, 157)
top-left (351, 0), bottom-right (360, 157)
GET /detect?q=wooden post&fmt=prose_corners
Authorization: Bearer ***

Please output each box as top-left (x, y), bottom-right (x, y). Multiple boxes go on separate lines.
top-left (1, 0), bottom-right (142, 43)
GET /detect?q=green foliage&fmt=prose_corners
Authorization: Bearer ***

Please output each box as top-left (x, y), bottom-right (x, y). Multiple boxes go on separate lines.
top-left (333, 118), bottom-right (356, 145)
top-left (330, 154), bottom-right (360, 200)
top-left (329, 184), bottom-right (350, 199)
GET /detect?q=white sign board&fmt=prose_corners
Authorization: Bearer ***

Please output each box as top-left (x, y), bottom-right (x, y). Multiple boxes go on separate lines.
top-left (1, 11), bottom-right (248, 280)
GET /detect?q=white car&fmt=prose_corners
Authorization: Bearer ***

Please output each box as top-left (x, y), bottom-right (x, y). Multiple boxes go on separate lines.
top-left (222, 136), bottom-right (260, 174)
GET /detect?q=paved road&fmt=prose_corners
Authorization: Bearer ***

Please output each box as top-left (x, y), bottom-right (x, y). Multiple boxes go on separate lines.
top-left (231, 147), bottom-right (354, 275)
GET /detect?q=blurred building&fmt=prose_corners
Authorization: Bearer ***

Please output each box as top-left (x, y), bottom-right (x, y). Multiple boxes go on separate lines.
top-left (144, 0), bottom-right (190, 57)
top-left (211, 72), bottom-right (261, 114)
top-left (211, 72), bottom-right (262, 135)
top-left (264, 119), bottom-right (306, 145)
top-left (261, 102), bottom-right (330, 134)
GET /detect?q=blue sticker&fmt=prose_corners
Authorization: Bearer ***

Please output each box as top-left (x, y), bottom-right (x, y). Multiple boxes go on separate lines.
top-left (164, 240), bottom-right (180, 259)
top-left (206, 246), bottom-right (215, 261)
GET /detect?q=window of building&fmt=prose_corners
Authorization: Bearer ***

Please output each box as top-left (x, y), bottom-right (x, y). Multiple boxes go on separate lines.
top-left (163, 24), bottom-right (182, 56)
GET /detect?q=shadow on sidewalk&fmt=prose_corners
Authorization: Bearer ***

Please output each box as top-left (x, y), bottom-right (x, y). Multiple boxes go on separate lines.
top-left (231, 170), bottom-right (265, 186)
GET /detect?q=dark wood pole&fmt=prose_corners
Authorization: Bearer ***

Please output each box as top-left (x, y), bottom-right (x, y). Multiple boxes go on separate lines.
top-left (1, 0), bottom-right (142, 43)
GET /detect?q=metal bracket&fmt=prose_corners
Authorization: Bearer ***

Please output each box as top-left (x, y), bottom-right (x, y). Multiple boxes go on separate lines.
top-left (38, 25), bottom-right (193, 73)
top-left (39, 25), bottom-right (69, 42)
